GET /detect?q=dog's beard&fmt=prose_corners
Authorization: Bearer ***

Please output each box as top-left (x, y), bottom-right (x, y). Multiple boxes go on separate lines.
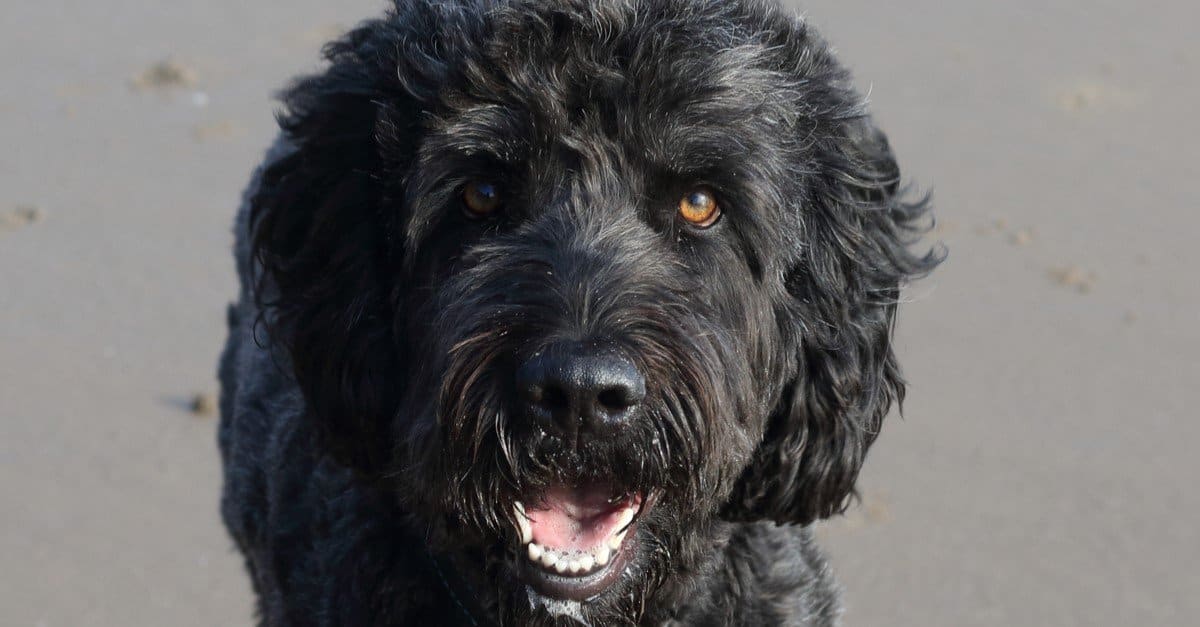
top-left (396, 286), bottom-right (755, 621)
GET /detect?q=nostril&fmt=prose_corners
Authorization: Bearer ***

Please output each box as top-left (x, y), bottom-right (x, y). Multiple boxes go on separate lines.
top-left (597, 386), bottom-right (634, 412)
top-left (541, 384), bottom-right (569, 411)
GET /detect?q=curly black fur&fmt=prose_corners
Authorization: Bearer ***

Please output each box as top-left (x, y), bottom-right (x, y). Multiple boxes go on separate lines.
top-left (218, 0), bottom-right (941, 624)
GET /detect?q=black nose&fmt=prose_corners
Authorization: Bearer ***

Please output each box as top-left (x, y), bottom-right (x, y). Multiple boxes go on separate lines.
top-left (516, 344), bottom-right (646, 439)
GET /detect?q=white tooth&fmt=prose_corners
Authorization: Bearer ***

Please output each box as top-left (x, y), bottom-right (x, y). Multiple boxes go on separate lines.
top-left (541, 550), bottom-right (558, 569)
top-left (593, 544), bottom-right (610, 566)
top-left (568, 559), bottom-right (581, 573)
top-left (616, 507), bottom-right (635, 530)
top-left (609, 530), bottom-right (627, 551)
top-left (513, 502), bottom-right (532, 540)
top-left (527, 543), bottom-right (543, 562)
top-left (513, 503), bottom-right (533, 543)
top-left (518, 517), bottom-right (533, 544)
top-left (555, 559), bottom-right (570, 574)
top-left (578, 555), bottom-right (595, 572)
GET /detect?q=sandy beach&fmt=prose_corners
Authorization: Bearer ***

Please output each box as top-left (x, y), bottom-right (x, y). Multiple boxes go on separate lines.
top-left (2, 1), bottom-right (1197, 625)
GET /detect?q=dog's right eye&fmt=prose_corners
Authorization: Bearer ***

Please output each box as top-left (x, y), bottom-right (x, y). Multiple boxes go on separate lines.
top-left (463, 181), bottom-right (503, 218)
top-left (678, 187), bottom-right (721, 228)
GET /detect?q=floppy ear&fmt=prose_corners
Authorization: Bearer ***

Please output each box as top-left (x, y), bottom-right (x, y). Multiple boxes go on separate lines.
top-left (249, 9), bottom-right (461, 475)
top-left (723, 116), bottom-right (942, 525)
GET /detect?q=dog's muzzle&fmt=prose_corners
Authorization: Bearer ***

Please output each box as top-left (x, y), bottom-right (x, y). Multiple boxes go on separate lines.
top-left (505, 342), bottom-right (655, 601)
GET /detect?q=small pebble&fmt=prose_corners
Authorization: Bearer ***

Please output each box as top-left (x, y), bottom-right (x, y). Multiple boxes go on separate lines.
top-left (132, 59), bottom-right (198, 91)
top-left (0, 205), bottom-right (42, 232)
top-left (1048, 265), bottom-right (1096, 294)
top-left (1009, 228), bottom-right (1034, 246)
top-left (190, 393), bottom-right (217, 417)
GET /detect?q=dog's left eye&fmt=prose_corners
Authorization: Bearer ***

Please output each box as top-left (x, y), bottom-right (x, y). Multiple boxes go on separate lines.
top-left (678, 187), bottom-right (721, 228)
top-left (463, 181), bottom-right (503, 217)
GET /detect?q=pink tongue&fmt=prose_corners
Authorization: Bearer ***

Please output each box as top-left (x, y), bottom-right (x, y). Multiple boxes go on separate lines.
top-left (525, 485), bottom-right (626, 552)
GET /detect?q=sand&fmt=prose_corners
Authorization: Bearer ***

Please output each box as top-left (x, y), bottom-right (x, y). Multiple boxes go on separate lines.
top-left (2, 1), bottom-right (1196, 625)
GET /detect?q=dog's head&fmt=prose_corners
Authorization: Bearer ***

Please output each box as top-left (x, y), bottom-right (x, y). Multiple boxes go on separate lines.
top-left (251, 0), bottom-right (939, 622)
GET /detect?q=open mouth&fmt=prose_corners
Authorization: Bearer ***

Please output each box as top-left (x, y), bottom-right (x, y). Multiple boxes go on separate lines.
top-left (511, 485), bottom-right (650, 601)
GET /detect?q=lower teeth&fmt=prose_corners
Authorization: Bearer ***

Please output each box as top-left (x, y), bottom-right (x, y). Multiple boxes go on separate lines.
top-left (513, 502), bottom-right (635, 576)
top-left (526, 541), bottom-right (617, 576)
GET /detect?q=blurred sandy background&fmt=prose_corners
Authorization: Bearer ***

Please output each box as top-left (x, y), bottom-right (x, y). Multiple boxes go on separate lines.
top-left (2, 1), bottom-right (1197, 625)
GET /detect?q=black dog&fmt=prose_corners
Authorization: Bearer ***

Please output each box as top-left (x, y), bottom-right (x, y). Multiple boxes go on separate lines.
top-left (219, 0), bottom-right (939, 624)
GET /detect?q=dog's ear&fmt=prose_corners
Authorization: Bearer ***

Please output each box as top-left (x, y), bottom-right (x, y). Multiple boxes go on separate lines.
top-left (723, 114), bottom-right (942, 525)
top-left (251, 49), bottom-right (394, 476)
top-left (249, 9), bottom-right (461, 476)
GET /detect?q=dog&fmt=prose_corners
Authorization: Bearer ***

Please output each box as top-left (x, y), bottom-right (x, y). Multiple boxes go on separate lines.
top-left (218, 0), bottom-right (940, 624)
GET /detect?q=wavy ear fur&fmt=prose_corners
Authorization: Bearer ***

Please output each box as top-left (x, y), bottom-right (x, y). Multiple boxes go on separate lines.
top-left (249, 5), bottom-right (465, 475)
top-left (725, 114), bottom-right (942, 525)
top-left (251, 66), bottom-right (394, 475)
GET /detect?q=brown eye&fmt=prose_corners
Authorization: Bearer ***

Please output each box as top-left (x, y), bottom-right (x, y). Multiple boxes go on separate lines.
top-left (463, 181), bottom-right (502, 217)
top-left (678, 187), bottom-right (721, 227)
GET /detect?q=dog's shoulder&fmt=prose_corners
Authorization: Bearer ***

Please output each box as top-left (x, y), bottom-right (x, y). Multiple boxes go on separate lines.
top-left (662, 523), bottom-right (841, 627)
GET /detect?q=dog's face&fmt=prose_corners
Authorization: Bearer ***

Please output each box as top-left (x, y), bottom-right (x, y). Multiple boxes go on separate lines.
top-left (251, 0), bottom-right (937, 622)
